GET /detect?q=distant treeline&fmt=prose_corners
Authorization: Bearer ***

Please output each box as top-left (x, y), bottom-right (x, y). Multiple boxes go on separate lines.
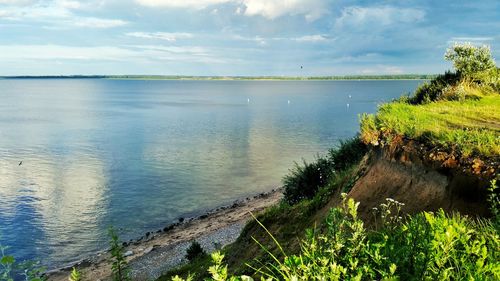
top-left (0, 74), bottom-right (436, 80)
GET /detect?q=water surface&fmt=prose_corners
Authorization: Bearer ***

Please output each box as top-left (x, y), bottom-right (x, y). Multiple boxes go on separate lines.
top-left (0, 79), bottom-right (423, 268)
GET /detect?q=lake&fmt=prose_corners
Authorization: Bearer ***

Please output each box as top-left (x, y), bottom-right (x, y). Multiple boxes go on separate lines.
top-left (0, 79), bottom-right (423, 268)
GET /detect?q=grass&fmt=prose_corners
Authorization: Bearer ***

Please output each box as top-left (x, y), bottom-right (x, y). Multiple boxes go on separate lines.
top-left (361, 85), bottom-right (500, 157)
top-left (172, 191), bottom-right (500, 281)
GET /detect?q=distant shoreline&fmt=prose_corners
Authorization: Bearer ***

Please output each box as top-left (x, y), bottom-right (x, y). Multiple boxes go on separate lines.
top-left (0, 74), bottom-right (435, 81)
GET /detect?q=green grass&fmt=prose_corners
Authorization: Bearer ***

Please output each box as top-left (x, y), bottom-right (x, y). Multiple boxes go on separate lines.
top-left (172, 191), bottom-right (500, 281)
top-left (361, 88), bottom-right (500, 157)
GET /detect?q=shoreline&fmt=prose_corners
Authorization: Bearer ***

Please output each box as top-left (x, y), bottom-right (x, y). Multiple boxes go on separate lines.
top-left (46, 188), bottom-right (283, 281)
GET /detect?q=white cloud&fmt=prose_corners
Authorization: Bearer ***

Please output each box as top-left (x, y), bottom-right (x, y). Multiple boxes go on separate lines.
top-left (0, 2), bottom-right (127, 28)
top-left (336, 6), bottom-right (425, 29)
top-left (233, 34), bottom-right (329, 44)
top-left (0, 10), bottom-right (14, 18)
top-left (135, 0), bottom-right (232, 9)
top-left (0, 44), bottom-right (228, 64)
top-left (126, 32), bottom-right (193, 41)
top-left (241, 0), bottom-right (327, 20)
top-left (135, 0), bottom-right (328, 20)
top-left (56, 0), bottom-right (83, 9)
top-left (0, 0), bottom-right (36, 6)
top-left (0, 44), bottom-right (136, 61)
top-left (74, 17), bottom-right (127, 28)
top-left (360, 65), bottom-right (404, 75)
top-left (293, 34), bottom-right (328, 42)
top-left (450, 37), bottom-right (494, 42)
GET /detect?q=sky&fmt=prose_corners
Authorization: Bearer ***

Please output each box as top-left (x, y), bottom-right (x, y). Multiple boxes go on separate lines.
top-left (0, 0), bottom-right (499, 76)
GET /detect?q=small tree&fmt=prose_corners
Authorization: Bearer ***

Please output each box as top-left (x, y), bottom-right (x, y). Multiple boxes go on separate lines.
top-left (444, 42), bottom-right (496, 77)
top-left (108, 227), bottom-right (130, 281)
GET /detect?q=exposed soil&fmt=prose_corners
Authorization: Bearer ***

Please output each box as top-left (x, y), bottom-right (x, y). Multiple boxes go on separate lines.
top-left (348, 146), bottom-right (492, 224)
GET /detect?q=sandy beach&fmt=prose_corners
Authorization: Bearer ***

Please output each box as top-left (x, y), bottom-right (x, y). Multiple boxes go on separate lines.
top-left (47, 188), bottom-right (282, 281)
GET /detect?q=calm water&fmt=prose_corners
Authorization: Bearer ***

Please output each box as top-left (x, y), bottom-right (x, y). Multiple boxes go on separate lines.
top-left (0, 79), bottom-right (423, 268)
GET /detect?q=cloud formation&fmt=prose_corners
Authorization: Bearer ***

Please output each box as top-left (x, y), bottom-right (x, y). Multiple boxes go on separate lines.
top-left (136, 0), bottom-right (327, 20)
top-left (126, 32), bottom-right (193, 41)
top-left (335, 6), bottom-right (425, 29)
top-left (0, 0), bottom-right (499, 75)
top-left (241, 0), bottom-right (327, 20)
top-left (135, 0), bottom-right (232, 9)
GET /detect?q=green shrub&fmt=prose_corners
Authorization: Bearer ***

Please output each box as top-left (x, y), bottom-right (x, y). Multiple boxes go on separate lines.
top-left (409, 71), bottom-right (461, 104)
top-left (282, 157), bottom-right (332, 205)
top-left (282, 137), bottom-right (366, 204)
top-left (185, 241), bottom-right (206, 262)
top-left (175, 195), bottom-right (500, 281)
top-left (328, 137), bottom-right (368, 172)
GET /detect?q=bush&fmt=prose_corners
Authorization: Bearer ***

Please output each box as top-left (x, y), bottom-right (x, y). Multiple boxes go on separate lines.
top-left (176, 195), bottom-right (500, 281)
top-left (282, 157), bottom-right (332, 205)
top-left (328, 137), bottom-right (368, 172)
top-left (185, 241), bottom-right (206, 262)
top-left (409, 71), bottom-right (461, 104)
top-left (283, 137), bottom-right (366, 204)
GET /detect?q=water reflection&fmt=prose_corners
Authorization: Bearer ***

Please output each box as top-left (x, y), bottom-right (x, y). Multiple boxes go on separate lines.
top-left (0, 79), bottom-right (423, 268)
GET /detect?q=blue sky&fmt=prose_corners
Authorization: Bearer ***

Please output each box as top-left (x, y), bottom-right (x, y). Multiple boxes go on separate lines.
top-left (0, 0), bottom-right (498, 76)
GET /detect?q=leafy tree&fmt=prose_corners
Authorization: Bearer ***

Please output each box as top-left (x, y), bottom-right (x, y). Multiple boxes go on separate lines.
top-left (445, 43), bottom-right (496, 77)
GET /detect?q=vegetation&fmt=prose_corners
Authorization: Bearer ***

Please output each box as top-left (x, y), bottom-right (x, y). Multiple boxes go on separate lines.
top-left (361, 43), bottom-right (500, 159)
top-left (162, 42), bottom-right (500, 281)
top-left (0, 241), bottom-right (46, 281)
top-left (172, 190), bottom-right (500, 281)
top-left (445, 43), bottom-right (496, 78)
top-left (108, 227), bottom-right (130, 281)
top-left (283, 137), bottom-right (367, 204)
top-left (68, 267), bottom-right (81, 281)
top-left (408, 71), bottom-right (461, 104)
top-left (362, 93), bottom-right (499, 157)
top-left (185, 241), bottom-right (207, 262)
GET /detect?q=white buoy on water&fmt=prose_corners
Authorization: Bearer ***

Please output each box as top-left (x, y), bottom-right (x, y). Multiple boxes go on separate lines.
top-left (287, 100), bottom-right (291, 105)
top-left (347, 103), bottom-right (350, 108)
top-left (348, 94), bottom-right (352, 98)
top-left (247, 98), bottom-right (250, 103)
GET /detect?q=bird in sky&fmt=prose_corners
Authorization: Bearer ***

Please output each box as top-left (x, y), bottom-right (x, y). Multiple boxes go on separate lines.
top-left (19, 161), bottom-right (22, 166)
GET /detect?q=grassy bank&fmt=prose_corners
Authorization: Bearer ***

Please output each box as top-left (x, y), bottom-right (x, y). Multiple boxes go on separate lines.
top-left (361, 86), bottom-right (499, 157)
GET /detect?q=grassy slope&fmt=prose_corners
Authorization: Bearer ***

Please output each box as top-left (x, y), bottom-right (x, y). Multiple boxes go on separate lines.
top-left (361, 86), bottom-right (499, 158)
